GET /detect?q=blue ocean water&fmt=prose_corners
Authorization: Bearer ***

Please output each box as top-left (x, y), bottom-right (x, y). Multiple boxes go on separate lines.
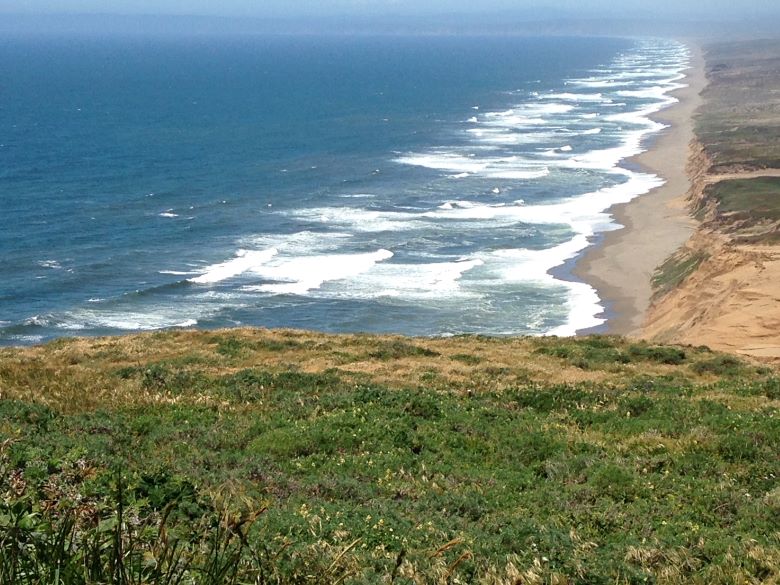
top-left (0, 34), bottom-right (688, 345)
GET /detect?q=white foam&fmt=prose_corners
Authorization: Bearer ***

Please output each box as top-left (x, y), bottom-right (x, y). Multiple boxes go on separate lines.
top-left (538, 148), bottom-right (562, 158)
top-left (37, 260), bottom-right (62, 269)
top-left (525, 103), bottom-right (577, 115)
top-left (289, 207), bottom-right (420, 232)
top-left (540, 92), bottom-right (608, 102)
top-left (566, 79), bottom-right (626, 89)
top-left (466, 128), bottom-right (561, 146)
top-left (486, 168), bottom-right (549, 180)
top-left (8, 335), bottom-right (44, 344)
top-left (242, 249), bottom-right (394, 295)
top-left (159, 210), bottom-right (178, 218)
top-left (421, 171), bottom-right (661, 230)
top-left (332, 258), bottom-right (484, 301)
top-left (480, 103), bottom-right (575, 127)
top-left (396, 152), bottom-right (492, 174)
top-left (553, 84), bottom-right (677, 172)
top-left (189, 248), bottom-right (279, 284)
top-left (482, 114), bottom-right (547, 126)
top-left (244, 230), bottom-right (354, 252)
top-left (395, 152), bottom-right (549, 180)
top-left (617, 86), bottom-right (676, 99)
top-left (159, 270), bottom-right (196, 276)
top-left (58, 310), bottom-right (200, 331)
top-left (474, 242), bottom-right (603, 335)
top-left (582, 127), bottom-right (602, 134)
top-left (461, 169), bottom-right (664, 334)
top-left (558, 137), bottom-right (648, 172)
top-left (25, 315), bottom-right (53, 327)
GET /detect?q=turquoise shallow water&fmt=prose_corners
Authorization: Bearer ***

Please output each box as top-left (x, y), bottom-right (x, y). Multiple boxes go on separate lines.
top-left (0, 34), bottom-right (688, 345)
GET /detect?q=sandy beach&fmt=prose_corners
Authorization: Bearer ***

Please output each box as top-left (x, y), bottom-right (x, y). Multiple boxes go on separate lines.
top-left (573, 42), bottom-right (706, 336)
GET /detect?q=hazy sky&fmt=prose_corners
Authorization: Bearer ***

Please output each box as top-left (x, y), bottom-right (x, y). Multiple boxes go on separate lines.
top-left (3, 0), bottom-right (780, 18)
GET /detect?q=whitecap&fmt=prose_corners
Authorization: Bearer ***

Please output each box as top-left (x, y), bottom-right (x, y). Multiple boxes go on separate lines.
top-left (24, 314), bottom-right (53, 327)
top-left (466, 128), bottom-right (561, 146)
top-left (56, 310), bottom-right (197, 332)
top-left (189, 248), bottom-right (279, 284)
top-left (539, 92), bottom-right (607, 102)
top-left (395, 152), bottom-right (549, 180)
top-left (330, 258), bottom-right (485, 301)
top-left (288, 207), bottom-right (421, 232)
top-left (242, 249), bottom-right (394, 295)
top-left (37, 260), bottom-right (62, 269)
top-left (8, 335), bottom-right (44, 344)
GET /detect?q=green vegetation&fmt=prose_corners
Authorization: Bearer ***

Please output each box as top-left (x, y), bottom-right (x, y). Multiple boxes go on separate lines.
top-left (697, 40), bottom-right (780, 172)
top-left (0, 329), bottom-right (778, 583)
top-left (705, 177), bottom-right (780, 241)
top-left (651, 250), bottom-right (708, 298)
top-left (709, 177), bottom-right (780, 219)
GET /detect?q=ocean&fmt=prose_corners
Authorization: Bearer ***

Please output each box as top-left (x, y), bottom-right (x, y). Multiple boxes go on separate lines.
top-left (0, 34), bottom-right (688, 345)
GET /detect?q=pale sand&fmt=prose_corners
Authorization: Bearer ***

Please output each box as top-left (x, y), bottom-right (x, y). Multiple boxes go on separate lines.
top-left (572, 42), bottom-right (706, 336)
top-left (642, 231), bottom-right (780, 361)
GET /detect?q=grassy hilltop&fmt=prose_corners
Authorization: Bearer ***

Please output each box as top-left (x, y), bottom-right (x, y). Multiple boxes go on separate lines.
top-left (696, 40), bottom-right (780, 175)
top-left (1, 329), bottom-right (778, 583)
top-left (691, 39), bottom-right (780, 242)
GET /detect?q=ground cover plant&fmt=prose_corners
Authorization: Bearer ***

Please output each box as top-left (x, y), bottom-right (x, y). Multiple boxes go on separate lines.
top-left (697, 40), bottom-right (780, 173)
top-left (0, 329), bottom-right (778, 583)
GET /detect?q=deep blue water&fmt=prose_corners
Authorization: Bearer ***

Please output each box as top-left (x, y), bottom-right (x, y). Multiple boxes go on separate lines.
top-left (0, 34), bottom-right (688, 344)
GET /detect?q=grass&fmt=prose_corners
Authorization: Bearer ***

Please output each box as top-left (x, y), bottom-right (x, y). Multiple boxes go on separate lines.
top-left (0, 329), bottom-right (778, 583)
top-left (697, 40), bottom-right (780, 172)
top-left (705, 177), bottom-right (780, 237)
top-left (651, 250), bottom-right (708, 298)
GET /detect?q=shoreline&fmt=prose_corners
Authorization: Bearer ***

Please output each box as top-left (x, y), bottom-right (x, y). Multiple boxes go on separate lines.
top-left (572, 40), bottom-right (707, 337)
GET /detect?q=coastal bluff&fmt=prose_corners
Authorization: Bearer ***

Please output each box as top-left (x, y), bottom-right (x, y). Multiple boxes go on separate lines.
top-left (642, 39), bottom-right (780, 362)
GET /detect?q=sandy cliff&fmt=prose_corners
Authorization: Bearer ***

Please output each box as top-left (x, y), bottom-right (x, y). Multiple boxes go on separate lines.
top-left (642, 142), bottom-right (780, 361)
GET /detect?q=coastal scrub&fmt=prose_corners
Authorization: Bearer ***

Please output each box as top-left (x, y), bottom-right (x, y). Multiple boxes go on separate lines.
top-left (1, 329), bottom-right (778, 583)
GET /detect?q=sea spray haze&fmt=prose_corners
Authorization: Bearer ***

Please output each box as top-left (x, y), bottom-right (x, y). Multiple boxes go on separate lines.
top-left (0, 35), bottom-right (688, 344)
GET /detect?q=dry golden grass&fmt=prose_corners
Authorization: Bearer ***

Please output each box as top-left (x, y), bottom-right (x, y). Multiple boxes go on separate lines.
top-left (1, 328), bottom-right (747, 415)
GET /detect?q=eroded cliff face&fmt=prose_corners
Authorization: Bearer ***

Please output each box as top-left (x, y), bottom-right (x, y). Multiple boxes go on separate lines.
top-left (642, 141), bottom-right (780, 361)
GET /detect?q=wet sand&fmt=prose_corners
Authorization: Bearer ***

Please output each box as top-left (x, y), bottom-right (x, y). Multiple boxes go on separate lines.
top-left (573, 42), bottom-right (706, 336)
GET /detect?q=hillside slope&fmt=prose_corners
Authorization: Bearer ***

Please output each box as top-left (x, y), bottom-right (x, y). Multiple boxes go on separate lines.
top-left (1, 329), bottom-right (778, 583)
